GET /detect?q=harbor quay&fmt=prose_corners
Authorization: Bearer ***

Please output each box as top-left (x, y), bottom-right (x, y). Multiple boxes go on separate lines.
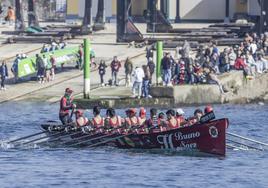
top-left (1, 1), bottom-right (268, 188)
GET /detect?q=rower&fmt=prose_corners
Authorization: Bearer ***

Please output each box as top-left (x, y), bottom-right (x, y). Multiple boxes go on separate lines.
top-left (145, 108), bottom-right (158, 133)
top-left (125, 108), bottom-right (140, 127)
top-left (59, 88), bottom-right (76, 125)
top-left (75, 110), bottom-right (89, 127)
top-left (158, 112), bottom-right (167, 132)
top-left (176, 108), bottom-right (186, 126)
top-left (204, 105), bottom-right (213, 114)
top-left (104, 108), bottom-right (122, 131)
top-left (92, 106), bottom-right (104, 129)
top-left (166, 109), bottom-right (179, 130)
top-left (188, 109), bottom-right (204, 125)
top-left (138, 107), bottom-right (147, 125)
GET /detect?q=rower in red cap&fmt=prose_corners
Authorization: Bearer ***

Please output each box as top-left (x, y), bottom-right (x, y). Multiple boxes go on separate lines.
top-left (75, 109), bottom-right (89, 127)
top-left (138, 107), bottom-right (147, 125)
top-left (125, 108), bottom-right (140, 128)
top-left (59, 88), bottom-right (76, 125)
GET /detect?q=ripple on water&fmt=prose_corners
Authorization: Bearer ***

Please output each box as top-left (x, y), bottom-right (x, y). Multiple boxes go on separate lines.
top-left (0, 102), bottom-right (268, 187)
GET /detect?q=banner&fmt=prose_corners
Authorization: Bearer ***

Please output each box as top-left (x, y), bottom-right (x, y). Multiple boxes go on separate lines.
top-left (17, 47), bottom-right (79, 78)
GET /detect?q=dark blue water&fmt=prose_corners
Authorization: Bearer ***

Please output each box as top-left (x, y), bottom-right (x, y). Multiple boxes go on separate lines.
top-left (0, 102), bottom-right (268, 188)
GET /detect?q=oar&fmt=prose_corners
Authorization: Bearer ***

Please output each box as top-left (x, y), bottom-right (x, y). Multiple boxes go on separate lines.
top-left (41, 125), bottom-right (97, 144)
top-left (227, 144), bottom-right (247, 151)
top-left (19, 123), bottom-right (76, 146)
top-left (66, 125), bottom-right (128, 147)
top-left (226, 139), bottom-right (263, 151)
top-left (67, 133), bottom-right (116, 147)
top-left (19, 131), bottom-right (67, 146)
top-left (7, 130), bottom-right (48, 144)
top-left (227, 132), bottom-right (268, 147)
top-left (69, 108), bottom-right (75, 122)
top-left (82, 125), bottom-right (146, 148)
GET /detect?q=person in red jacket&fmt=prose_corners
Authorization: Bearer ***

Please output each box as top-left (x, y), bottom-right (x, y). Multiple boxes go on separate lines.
top-left (59, 88), bottom-right (76, 125)
top-left (110, 56), bottom-right (121, 86)
top-left (234, 55), bottom-right (247, 70)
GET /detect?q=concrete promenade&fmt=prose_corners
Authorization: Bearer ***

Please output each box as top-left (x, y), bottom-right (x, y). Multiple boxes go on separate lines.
top-left (1, 23), bottom-right (268, 107)
top-left (0, 24), bottom-right (148, 104)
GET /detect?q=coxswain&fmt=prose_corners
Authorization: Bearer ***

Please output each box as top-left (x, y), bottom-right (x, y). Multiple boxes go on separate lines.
top-left (138, 107), bottom-right (147, 125)
top-left (166, 109), bottom-right (179, 130)
top-left (104, 108), bottom-right (122, 132)
top-left (92, 106), bottom-right (104, 129)
top-left (75, 110), bottom-right (89, 127)
top-left (175, 108), bottom-right (186, 126)
top-left (59, 88), bottom-right (76, 125)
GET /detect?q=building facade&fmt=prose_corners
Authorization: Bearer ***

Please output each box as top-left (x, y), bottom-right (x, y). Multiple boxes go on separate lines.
top-left (66, 0), bottom-right (262, 23)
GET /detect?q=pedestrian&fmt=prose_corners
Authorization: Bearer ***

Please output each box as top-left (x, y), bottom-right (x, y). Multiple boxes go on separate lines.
top-left (132, 66), bottom-right (145, 99)
top-left (98, 60), bottom-right (107, 86)
top-left (77, 44), bottom-right (83, 69)
top-left (11, 54), bottom-right (20, 83)
top-left (142, 65), bottom-right (151, 98)
top-left (36, 54), bottom-right (45, 84)
top-left (124, 57), bottom-right (133, 87)
top-left (147, 57), bottom-right (155, 84)
top-left (0, 61), bottom-right (8, 90)
top-left (146, 47), bottom-right (154, 61)
top-left (110, 56), bottom-right (121, 86)
top-left (43, 54), bottom-right (51, 83)
top-left (50, 54), bottom-right (56, 81)
top-left (161, 53), bottom-right (172, 86)
top-left (5, 6), bottom-right (15, 25)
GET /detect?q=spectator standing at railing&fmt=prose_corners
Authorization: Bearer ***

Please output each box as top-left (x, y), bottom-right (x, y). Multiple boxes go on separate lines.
top-left (147, 57), bottom-right (155, 84)
top-left (11, 54), bottom-right (21, 83)
top-left (49, 54), bottom-right (56, 81)
top-left (110, 56), bottom-right (121, 86)
top-left (146, 47), bottom-right (154, 62)
top-left (43, 54), bottom-right (51, 83)
top-left (0, 61), bottom-right (8, 90)
top-left (98, 60), bottom-right (107, 86)
top-left (124, 57), bottom-right (133, 87)
top-left (132, 66), bottom-right (144, 99)
top-left (161, 52), bottom-right (172, 86)
top-left (36, 54), bottom-right (45, 84)
top-left (142, 65), bottom-right (151, 98)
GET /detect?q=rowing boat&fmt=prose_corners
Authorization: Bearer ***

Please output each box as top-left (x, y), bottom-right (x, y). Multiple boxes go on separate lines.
top-left (41, 116), bottom-right (229, 156)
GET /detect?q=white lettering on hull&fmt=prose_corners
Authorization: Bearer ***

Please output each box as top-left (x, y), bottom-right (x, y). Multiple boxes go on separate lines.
top-left (157, 131), bottom-right (201, 150)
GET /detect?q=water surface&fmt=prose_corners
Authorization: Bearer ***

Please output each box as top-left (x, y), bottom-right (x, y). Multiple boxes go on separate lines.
top-left (0, 102), bottom-right (267, 188)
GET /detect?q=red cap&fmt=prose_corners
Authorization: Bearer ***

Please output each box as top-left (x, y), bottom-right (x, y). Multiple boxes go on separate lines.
top-left (75, 109), bottom-right (83, 115)
top-left (139, 107), bottom-right (146, 117)
top-left (204, 105), bottom-right (213, 114)
top-left (128, 108), bottom-right (136, 114)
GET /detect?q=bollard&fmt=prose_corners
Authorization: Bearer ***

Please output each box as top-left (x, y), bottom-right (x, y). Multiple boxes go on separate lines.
top-left (84, 39), bottom-right (91, 99)
top-left (156, 41), bottom-right (163, 85)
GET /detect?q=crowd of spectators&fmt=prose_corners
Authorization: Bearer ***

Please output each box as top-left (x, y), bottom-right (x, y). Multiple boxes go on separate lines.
top-left (160, 33), bottom-right (268, 90)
